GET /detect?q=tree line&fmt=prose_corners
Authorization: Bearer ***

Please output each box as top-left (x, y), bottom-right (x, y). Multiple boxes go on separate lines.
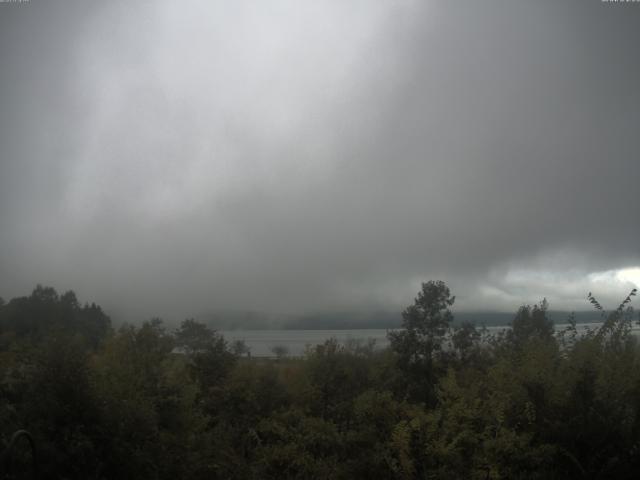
top-left (0, 281), bottom-right (639, 479)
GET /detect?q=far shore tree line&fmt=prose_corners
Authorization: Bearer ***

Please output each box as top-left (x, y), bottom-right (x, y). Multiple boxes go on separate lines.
top-left (0, 281), bottom-right (639, 479)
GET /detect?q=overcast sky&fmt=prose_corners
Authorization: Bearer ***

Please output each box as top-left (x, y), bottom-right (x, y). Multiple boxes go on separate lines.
top-left (1, 0), bottom-right (639, 321)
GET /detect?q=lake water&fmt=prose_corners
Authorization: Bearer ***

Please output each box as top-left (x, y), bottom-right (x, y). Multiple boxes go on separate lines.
top-left (222, 322), bottom-right (640, 357)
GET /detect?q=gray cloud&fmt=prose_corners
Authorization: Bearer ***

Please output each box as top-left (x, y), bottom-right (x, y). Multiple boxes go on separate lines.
top-left (1, 0), bottom-right (639, 320)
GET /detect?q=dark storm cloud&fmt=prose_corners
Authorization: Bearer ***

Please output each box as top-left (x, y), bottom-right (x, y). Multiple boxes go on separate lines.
top-left (1, 0), bottom-right (639, 320)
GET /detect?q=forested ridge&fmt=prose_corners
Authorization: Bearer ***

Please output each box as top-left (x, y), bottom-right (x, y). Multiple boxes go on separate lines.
top-left (1, 282), bottom-right (639, 479)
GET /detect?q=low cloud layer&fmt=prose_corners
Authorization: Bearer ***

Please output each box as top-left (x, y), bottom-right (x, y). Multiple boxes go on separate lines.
top-left (1, 0), bottom-right (639, 321)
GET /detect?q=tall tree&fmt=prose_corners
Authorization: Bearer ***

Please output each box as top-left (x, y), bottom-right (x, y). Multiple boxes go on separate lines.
top-left (388, 280), bottom-right (455, 405)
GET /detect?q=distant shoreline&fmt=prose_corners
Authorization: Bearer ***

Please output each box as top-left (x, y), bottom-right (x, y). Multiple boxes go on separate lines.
top-left (200, 310), bottom-right (610, 331)
top-left (220, 321), bottom-right (640, 357)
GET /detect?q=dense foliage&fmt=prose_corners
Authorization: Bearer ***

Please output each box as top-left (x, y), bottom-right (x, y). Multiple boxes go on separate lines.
top-left (1, 282), bottom-right (639, 479)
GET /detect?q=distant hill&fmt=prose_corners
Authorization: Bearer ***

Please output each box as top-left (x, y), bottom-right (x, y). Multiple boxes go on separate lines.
top-left (195, 310), bottom-right (286, 330)
top-left (197, 309), bottom-right (607, 330)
